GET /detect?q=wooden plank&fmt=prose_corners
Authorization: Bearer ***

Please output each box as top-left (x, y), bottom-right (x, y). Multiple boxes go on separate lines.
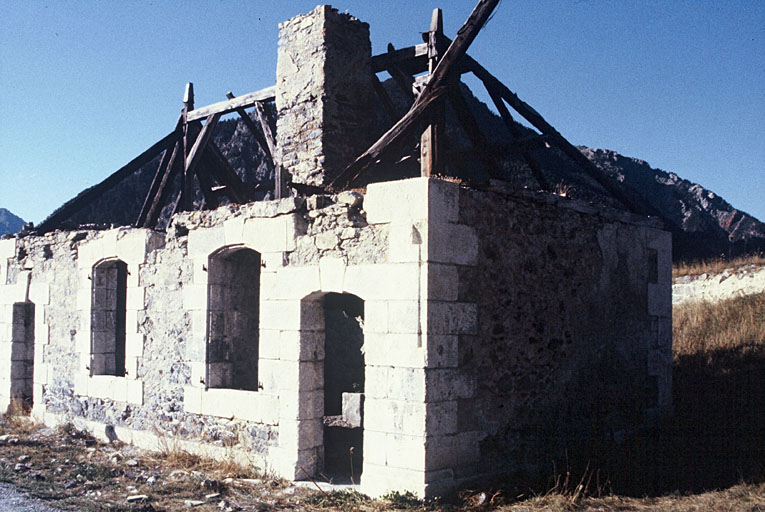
top-left (36, 130), bottom-right (180, 233)
top-left (327, 84), bottom-right (449, 190)
top-left (225, 92), bottom-right (273, 163)
top-left (421, 8), bottom-right (445, 177)
top-left (253, 102), bottom-right (277, 161)
top-left (447, 84), bottom-right (501, 179)
top-left (205, 142), bottom-right (249, 204)
top-left (195, 154), bottom-right (219, 210)
top-left (182, 113), bottom-right (221, 211)
top-left (385, 44), bottom-right (415, 103)
top-left (186, 85), bottom-right (276, 122)
top-left (467, 58), bottom-right (654, 215)
top-left (330, 0), bottom-right (499, 190)
top-left (372, 74), bottom-right (400, 124)
top-left (428, 8), bottom-right (444, 63)
top-left (371, 43), bottom-right (428, 73)
top-left (183, 82), bottom-right (194, 110)
top-left (181, 84), bottom-right (196, 212)
top-left (420, 0), bottom-right (499, 100)
top-left (274, 165), bottom-right (288, 199)
top-left (137, 115), bottom-right (184, 226)
top-left (141, 140), bottom-right (183, 228)
top-left (486, 87), bottom-right (550, 190)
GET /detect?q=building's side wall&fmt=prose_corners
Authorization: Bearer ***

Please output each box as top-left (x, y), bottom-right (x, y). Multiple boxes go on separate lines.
top-left (365, 178), bottom-right (672, 494)
top-left (423, 183), bottom-right (672, 487)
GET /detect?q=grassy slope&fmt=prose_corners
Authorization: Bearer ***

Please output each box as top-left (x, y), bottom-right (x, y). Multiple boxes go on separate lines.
top-left (673, 253), bottom-right (765, 279)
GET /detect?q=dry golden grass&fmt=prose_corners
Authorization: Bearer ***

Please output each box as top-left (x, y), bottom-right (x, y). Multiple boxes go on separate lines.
top-left (673, 291), bottom-right (765, 356)
top-left (673, 252), bottom-right (765, 279)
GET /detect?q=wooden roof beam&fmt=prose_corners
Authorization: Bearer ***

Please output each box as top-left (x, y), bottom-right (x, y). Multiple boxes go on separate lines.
top-left (465, 57), bottom-right (654, 215)
top-left (371, 43), bottom-right (428, 73)
top-left (186, 85), bottom-right (275, 122)
top-left (36, 129), bottom-right (180, 233)
top-left (447, 84), bottom-right (502, 180)
top-left (225, 91), bottom-right (274, 164)
top-left (329, 0), bottom-right (500, 190)
top-left (204, 142), bottom-right (249, 204)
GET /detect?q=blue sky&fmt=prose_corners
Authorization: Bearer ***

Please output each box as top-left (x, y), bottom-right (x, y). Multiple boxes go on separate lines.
top-left (1, 0), bottom-right (763, 225)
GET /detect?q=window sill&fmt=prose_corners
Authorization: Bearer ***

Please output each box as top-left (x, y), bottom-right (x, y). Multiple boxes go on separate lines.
top-left (183, 386), bottom-right (278, 425)
top-left (74, 374), bottom-right (144, 405)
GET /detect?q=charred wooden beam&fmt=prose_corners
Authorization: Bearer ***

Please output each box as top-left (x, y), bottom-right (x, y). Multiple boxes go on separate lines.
top-left (466, 58), bottom-right (653, 215)
top-left (421, 8), bottom-right (445, 177)
top-left (195, 156), bottom-right (219, 210)
top-left (447, 84), bottom-right (501, 179)
top-left (205, 142), bottom-right (249, 204)
top-left (328, 85), bottom-right (449, 190)
top-left (371, 43), bottom-right (428, 73)
top-left (385, 44), bottom-right (416, 103)
top-left (225, 92), bottom-right (273, 163)
top-left (372, 74), bottom-right (400, 124)
top-left (421, 0), bottom-right (499, 99)
top-left (137, 115), bottom-right (184, 226)
top-left (274, 165), bottom-right (288, 199)
top-left (140, 140), bottom-right (182, 228)
top-left (36, 130), bottom-right (180, 233)
top-left (186, 85), bottom-right (275, 122)
top-left (486, 87), bottom-right (551, 190)
top-left (181, 83), bottom-right (196, 212)
top-left (330, 0), bottom-right (499, 190)
top-left (182, 113), bottom-right (220, 211)
top-left (252, 102), bottom-right (276, 160)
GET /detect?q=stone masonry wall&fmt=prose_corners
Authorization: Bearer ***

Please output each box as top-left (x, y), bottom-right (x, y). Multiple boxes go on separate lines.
top-left (0, 178), bottom-right (672, 498)
top-left (447, 188), bottom-right (673, 481)
top-left (276, 6), bottom-right (373, 186)
top-left (673, 264), bottom-right (765, 305)
top-left (0, 193), bottom-right (398, 482)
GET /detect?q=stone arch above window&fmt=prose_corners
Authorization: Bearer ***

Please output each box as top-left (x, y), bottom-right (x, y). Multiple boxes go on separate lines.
top-left (90, 258), bottom-right (127, 377)
top-left (206, 246), bottom-right (261, 391)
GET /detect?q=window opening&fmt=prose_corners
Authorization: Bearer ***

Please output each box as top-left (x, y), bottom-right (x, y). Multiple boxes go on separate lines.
top-left (90, 259), bottom-right (127, 376)
top-left (206, 247), bottom-right (261, 391)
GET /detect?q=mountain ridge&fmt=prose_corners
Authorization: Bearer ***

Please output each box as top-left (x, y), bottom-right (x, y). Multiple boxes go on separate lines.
top-left (0, 208), bottom-right (25, 236)
top-left (33, 82), bottom-right (764, 262)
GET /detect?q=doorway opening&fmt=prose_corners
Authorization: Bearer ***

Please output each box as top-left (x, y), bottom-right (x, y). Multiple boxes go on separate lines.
top-left (322, 292), bottom-right (365, 483)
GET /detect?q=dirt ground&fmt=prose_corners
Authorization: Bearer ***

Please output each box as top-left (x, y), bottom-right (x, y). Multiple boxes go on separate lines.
top-left (0, 415), bottom-right (763, 512)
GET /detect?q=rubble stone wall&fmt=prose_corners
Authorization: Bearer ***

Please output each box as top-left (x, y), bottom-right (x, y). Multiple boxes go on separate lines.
top-left (673, 264), bottom-right (765, 305)
top-left (439, 186), bottom-right (672, 484)
top-left (0, 193), bottom-right (405, 485)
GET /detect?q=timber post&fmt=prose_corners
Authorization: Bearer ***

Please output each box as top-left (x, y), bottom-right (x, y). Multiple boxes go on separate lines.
top-left (181, 82), bottom-right (195, 211)
top-left (420, 8), bottom-right (445, 177)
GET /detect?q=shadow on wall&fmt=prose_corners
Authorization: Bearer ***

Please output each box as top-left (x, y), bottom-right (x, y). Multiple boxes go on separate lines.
top-left (498, 342), bottom-right (765, 498)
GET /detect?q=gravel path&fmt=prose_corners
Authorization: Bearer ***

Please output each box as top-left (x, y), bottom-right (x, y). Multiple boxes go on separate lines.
top-left (0, 483), bottom-right (60, 511)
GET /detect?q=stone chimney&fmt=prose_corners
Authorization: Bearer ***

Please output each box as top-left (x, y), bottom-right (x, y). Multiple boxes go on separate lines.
top-left (275, 5), bottom-right (374, 187)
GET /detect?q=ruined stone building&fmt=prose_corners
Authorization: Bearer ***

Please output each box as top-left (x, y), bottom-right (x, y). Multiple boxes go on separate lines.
top-left (0, 3), bottom-right (672, 498)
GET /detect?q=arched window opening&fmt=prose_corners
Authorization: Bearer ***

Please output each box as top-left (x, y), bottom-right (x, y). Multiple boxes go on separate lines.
top-left (206, 247), bottom-right (261, 391)
top-left (91, 259), bottom-right (127, 377)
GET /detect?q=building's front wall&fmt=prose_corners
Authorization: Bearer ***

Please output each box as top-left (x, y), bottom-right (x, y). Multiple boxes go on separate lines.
top-left (0, 189), bottom-right (430, 496)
